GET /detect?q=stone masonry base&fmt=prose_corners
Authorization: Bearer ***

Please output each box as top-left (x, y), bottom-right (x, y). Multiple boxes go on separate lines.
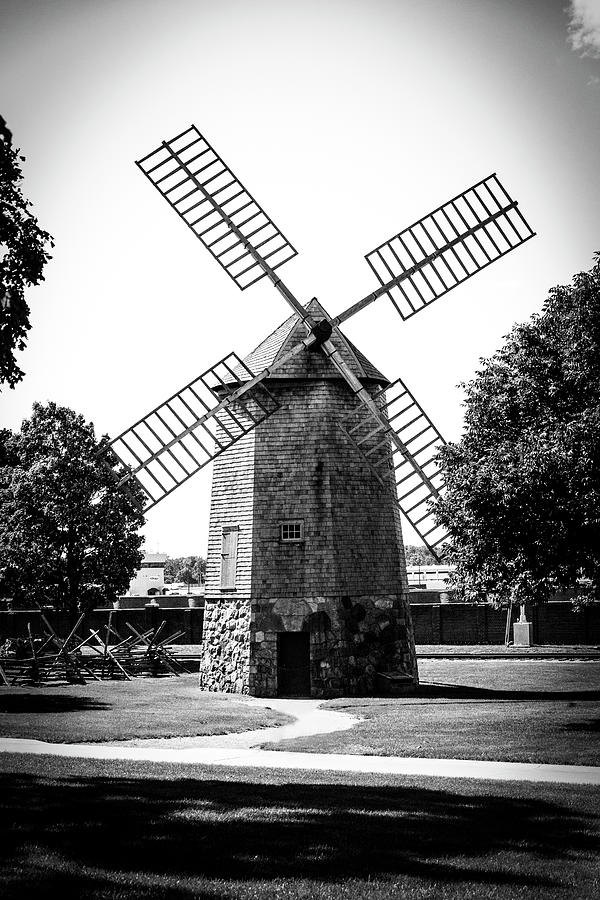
top-left (250, 592), bottom-right (418, 698)
top-left (199, 597), bottom-right (251, 694)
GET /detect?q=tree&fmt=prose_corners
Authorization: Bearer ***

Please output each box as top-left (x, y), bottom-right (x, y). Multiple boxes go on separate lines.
top-left (0, 402), bottom-right (145, 614)
top-left (0, 117), bottom-right (53, 388)
top-left (436, 254), bottom-right (600, 607)
top-left (404, 544), bottom-right (437, 566)
top-left (164, 556), bottom-right (206, 585)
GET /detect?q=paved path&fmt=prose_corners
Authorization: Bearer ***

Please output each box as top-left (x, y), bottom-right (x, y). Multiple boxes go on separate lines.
top-left (99, 698), bottom-right (361, 749)
top-left (1, 738), bottom-right (599, 784)
top-left (2, 696), bottom-right (599, 785)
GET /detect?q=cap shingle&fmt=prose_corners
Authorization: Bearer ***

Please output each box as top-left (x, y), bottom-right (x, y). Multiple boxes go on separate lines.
top-left (242, 298), bottom-right (388, 384)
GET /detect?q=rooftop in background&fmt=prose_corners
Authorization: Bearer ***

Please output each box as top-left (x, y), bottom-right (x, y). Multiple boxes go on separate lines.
top-left (140, 553), bottom-right (168, 566)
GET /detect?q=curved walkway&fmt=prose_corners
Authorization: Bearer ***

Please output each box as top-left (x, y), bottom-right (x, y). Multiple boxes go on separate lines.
top-left (107, 698), bottom-right (361, 750)
top-left (2, 697), bottom-right (599, 785)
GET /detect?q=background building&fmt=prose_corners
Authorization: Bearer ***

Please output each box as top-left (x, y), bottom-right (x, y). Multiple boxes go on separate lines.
top-left (406, 564), bottom-right (456, 592)
top-left (127, 552), bottom-right (167, 596)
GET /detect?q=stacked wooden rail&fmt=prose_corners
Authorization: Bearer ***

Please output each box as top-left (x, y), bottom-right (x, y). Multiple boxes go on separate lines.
top-left (0, 611), bottom-right (189, 685)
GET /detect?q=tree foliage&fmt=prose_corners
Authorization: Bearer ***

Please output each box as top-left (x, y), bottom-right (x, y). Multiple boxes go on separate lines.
top-left (404, 545), bottom-right (438, 566)
top-left (164, 555), bottom-right (206, 585)
top-left (0, 402), bottom-right (145, 613)
top-left (0, 117), bottom-right (53, 388)
top-left (436, 254), bottom-right (600, 607)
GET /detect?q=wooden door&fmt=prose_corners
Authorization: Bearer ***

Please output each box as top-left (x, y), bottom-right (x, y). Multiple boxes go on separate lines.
top-left (277, 632), bottom-right (311, 697)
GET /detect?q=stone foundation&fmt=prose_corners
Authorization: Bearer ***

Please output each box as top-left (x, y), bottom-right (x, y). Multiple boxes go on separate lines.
top-left (250, 592), bottom-right (418, 697)
top-left (200, 597), bottom-right (251, 693)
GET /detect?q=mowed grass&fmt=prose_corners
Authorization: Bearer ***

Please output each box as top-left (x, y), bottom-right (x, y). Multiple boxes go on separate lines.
top-left (265, 659), bottom-right (600, 765)
top-left (0, 675), bottom-right (290, 742)
top-left (1, 753), bottom-right (599, 900)
top-left (2, 660), bottom-right (600, 764)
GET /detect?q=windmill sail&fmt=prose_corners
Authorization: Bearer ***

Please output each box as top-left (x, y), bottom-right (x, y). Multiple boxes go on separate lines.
top-left (137, 126), bottom-right (298, 290)
top-left (98, 353), bottom-right (279, 512)
top-left (341, 377), bottom-right (447, 558)
top-left (336, 174), bottom-right (534, 326)
top-left (127, 126), bottom-right (537, 542)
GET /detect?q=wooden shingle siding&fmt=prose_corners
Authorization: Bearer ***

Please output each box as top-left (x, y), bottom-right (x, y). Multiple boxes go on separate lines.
top-left (205, 429), bottom-right (255, 602)
top-left (251, 381), bottom-right (404, 598)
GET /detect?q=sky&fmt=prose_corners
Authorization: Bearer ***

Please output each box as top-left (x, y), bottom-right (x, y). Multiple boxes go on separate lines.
top-left (1, 0), bottom-right (599, 556)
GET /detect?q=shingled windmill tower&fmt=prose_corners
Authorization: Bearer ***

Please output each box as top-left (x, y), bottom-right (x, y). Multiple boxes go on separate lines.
top-left (100, 125), bottom-right (535, 697)
top-left (202, 299), bottom-right (416, 696)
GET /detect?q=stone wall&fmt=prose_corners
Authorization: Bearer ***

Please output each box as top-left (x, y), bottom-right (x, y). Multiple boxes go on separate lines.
top-left (251, 592), bottom-right (415, 697)
top-left (199, 596), bottom-right (251, 692)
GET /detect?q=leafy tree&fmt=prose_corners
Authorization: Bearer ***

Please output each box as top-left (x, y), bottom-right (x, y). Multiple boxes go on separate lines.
top-left (177, 565), bottom-right (196, 588)
top-left (176, 556), bottom-right (204, 584)
top-left (0, 402), bottom-right (145, 614)
top-left (164, 555), bottom-right (206, 585)
top-left (404, 544), bottom-right (437, 566)
top-left (0, 117), bottom-right (53, 388)
top-left (436, 254), bottom-right (600, 607)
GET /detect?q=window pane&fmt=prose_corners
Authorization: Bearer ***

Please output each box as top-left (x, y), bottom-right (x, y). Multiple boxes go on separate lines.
top-left (280, 521), bottom-right (303, 542)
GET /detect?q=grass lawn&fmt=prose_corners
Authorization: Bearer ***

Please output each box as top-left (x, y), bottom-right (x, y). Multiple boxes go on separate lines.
top-left (0, 675), bottom-right (291, 742)
top-left (264, 660), bottom-right (600, 765)
top-left (1, 752), bottom-right (599, 899)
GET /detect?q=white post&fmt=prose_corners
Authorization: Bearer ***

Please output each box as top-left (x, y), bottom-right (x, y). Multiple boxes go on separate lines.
top-left (513, 602), bottom-right (533, 646)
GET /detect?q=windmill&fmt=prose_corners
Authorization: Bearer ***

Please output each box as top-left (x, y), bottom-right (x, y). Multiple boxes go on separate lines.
top-left (100, 126), bottom-right (534, 697)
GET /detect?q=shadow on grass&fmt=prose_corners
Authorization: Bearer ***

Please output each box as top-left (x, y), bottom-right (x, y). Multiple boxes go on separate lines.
top-left (564, 718), bottom-right (600, 733)
top-left (1, 772), bottom-right (597, 898)
top-left (0, 694), bottom-right (111, 714)
top-left (417, 683), bottom-right (600, 702)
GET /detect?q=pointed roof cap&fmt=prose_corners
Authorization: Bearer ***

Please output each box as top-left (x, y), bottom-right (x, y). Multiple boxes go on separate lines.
top-left (242, 298), bottom-right (388, 385)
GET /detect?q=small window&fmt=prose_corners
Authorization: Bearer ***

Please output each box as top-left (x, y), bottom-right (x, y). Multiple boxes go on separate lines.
top-left (280, 520), bottom-right (304, 542)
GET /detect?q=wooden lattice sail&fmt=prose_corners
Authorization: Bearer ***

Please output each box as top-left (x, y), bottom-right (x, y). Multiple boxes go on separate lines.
top-left (106, 126), bottom-right (535, 554)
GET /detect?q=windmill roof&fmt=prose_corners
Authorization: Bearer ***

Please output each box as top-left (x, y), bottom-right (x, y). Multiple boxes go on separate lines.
top-left (242, 298), bottom-right (388, 385)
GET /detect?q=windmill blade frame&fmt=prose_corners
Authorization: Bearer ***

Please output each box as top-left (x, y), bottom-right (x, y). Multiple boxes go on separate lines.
top-left (137, 126), bottom-right (299, 292)
top-left (97, 332), bottom-right (321, 513)
top-left (118, 126), bottom-right (536, 543)
top-left (340, 376), bottom-right (447, 559)
top-left (98, 353), bottom-right (279, 512)
top-left (334, 173), bottom-right (535, 327)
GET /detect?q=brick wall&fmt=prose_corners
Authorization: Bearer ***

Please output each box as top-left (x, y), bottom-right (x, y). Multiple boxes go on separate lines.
top-left (531, 602), bottom-right (600, 645)
top-left (0, 607), bottom-right (203, 645)
top-left (410, 602), bottom-right (600, 645)
top-left (2, 602), bottom-right (599, 647)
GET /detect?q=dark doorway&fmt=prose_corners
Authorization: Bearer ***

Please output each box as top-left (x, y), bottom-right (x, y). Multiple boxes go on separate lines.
top-left (277, 632), bottom-right (311, 697)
